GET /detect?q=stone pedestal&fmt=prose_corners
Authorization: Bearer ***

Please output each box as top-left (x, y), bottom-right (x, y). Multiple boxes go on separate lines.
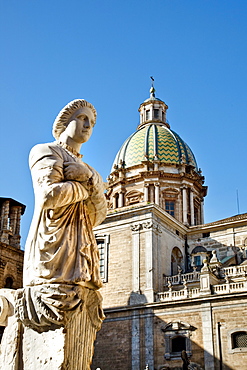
top-left (23, 304), bottom-right (98, 370)
top-left (0, 286), bottom-right (104, 370)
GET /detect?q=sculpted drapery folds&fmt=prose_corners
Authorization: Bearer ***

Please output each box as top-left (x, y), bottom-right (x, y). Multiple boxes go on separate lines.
top-left (19, 99), bottom-right (107, 330)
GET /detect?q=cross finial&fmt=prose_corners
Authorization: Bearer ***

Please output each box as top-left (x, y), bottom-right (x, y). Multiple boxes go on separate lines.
top-left (150, 76), bottom-right (155, 97)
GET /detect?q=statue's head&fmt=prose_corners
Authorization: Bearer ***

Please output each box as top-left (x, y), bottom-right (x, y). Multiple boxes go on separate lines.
top-left (52, 99), bottom-right (97, 140)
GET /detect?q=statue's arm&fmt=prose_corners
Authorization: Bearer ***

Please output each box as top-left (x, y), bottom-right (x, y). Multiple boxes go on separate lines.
top-left (83, 167), bottom-right (107, 227)
top-left (29, 144), bottom-right (88, 209)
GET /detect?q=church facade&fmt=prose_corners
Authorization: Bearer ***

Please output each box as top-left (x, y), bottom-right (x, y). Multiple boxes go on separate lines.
top-left (92, 89), bottom-right (247, 370)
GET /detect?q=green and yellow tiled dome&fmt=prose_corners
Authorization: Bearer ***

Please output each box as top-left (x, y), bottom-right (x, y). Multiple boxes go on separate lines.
top-left (112, 123), bottom-right (197, 171)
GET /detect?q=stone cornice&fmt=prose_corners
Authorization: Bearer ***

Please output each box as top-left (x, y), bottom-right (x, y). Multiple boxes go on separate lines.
top-left (188, 213), bottom-right (247, 234)
top-left (102, 291), bottom-right (247, 314)
top-left (95, 203), bottom-right (188, 235)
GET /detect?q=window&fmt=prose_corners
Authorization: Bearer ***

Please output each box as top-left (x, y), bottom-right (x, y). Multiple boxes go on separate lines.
top-left (162, 321), bottom-right (195, 360)
top-left (202, 232), bottom-right (210, 238)
top-left (228, 329), bottom-right (247, 353)
top-left (4, 277), bottom-right (13, 289)
top-left (194, 256), bottom-right (201, 266)
top-left (232, 332), bottom-right (247, 349)
top-left (95, 235), bottom-right (109, 282)
top-left (146, 110), bottom-right (150, 120)
top-left (171, 336), bottom-right (186, 353)
top-left (154, 109), bottom-right (159, 119)
top-left (162, 111), bottom-right (165, 122)
top-left (165, 201), bottom-right (175, 217)
top-left (98, 241), bottom-right (106, 278)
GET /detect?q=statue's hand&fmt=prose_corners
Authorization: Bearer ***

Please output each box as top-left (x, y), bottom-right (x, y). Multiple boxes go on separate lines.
top-left (88, 171), bottom-right (105, 197)
top-left (63, 161), bottom-right (93, 182)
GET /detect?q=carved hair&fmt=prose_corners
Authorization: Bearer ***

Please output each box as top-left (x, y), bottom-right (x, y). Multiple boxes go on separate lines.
top-left (52, 99), bottom-right (97, 140)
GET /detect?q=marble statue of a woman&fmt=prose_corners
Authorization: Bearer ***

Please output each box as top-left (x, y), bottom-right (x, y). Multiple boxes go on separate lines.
top-left (0, 100), bottom-right (107, 370)
top-left (23, 99), bottom-right (107, 291)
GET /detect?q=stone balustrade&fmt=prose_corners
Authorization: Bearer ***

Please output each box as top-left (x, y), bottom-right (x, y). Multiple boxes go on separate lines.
top-left (158, 281), bottom-right (247, 302)
top-left (212, 281), bottom-right (247, 294)
top-left (163, 270), bottom-right (200, 286)
top-left (220, 265), bottom-right (247, 278)
top-left (157, 287), bottom-right (201, 301)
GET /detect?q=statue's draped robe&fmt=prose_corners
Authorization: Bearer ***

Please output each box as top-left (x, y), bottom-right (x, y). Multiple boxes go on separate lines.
top-left (23, 141), bottom-right (107, 289)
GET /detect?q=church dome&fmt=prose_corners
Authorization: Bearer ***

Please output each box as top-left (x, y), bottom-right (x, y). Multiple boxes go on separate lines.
top-left (112, 123), bottom-right (197, 171)
top-left (107, 85), bottom-right (207, 227)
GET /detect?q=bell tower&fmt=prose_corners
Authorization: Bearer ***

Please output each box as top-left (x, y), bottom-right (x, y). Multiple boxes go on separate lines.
top-left (0, 197), bottom-right (25, 289)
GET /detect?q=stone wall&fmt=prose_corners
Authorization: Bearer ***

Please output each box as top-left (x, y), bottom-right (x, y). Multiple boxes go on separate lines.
top-left (98, 223), bottom-right (133, 307)
top-left (0, 242), bottom-right (23, 289)
top-left (154, 303), bottom-right (204, 369)
top-left (211, 296), bottom-right (247, 370)
top-left (92, 294), bottom-right (247, 370)
top-left (92, 311), bottom-right (132, 370)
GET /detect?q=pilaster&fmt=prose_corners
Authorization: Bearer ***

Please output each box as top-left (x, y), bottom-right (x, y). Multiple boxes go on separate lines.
top-left (144, 184), bottom-right (149, 202)
top-left (130, 223), bottom-right (141, 293)
top-left (154, 183), bottom-right (159, 206)
top-left (131, 310), bottom-right (140, 370)
top-left (201, 302), bottom-right (215, 370)
top-left (182, 187), bottom-right (188, 224)
top-left (145, 309), bottom-right (154, 370)
top-left (190, 189), bottom-right (194, 226)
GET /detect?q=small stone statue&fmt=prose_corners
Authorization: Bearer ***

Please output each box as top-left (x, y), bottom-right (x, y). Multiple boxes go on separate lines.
top-left (181, 350), bottom-right (190, 370)
top-left (168, 279), bottom-right (172, 291)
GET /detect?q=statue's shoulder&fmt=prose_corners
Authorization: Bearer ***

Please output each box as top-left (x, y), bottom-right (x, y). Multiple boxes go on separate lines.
top-left (30, 141), bottom-right (60, 155)
top-left (29, 142), bottom-right (62, 167)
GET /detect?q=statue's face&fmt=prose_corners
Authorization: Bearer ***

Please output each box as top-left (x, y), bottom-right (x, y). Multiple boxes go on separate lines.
top-left (64, 106), bottom-right (95, 144)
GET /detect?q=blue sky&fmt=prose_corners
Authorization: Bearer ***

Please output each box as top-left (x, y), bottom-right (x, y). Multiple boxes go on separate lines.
top-left (1, 0), bottom-right (247, 249)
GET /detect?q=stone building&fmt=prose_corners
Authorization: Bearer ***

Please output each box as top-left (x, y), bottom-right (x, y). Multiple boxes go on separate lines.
top-left (92, 88), bottom-right (247, 370)
top-left (0, 197), bottom-right (25, 290)
top-left (0, 197), bottom-right (25, 341)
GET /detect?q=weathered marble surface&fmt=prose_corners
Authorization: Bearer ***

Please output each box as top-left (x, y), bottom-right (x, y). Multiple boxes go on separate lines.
top-left (0, 287), bottom-right (104, 369)
top-left (0, 99), bottom-right (107, 369)
top-left (24, 100), bottom-right (106, 289)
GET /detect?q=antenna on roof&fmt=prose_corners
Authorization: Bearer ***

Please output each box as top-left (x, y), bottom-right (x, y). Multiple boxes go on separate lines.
top-left (236, 189), bottom-right (240, 214)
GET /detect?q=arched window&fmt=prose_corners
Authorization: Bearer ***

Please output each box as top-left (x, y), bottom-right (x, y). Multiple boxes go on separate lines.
top-left (4, 277), bottom-right (13, 289)
top-left (191, 246), bottom-right (208, 269)
top-left (232, 331), bottom-right (247, 349)
top-left (171, 247), bottom-right (183, 275)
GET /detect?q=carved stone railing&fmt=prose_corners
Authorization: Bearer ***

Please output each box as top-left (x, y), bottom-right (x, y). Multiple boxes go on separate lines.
top-left (164, 271), bottom-right (200, 286)
top-left (157, 281), bottom-right (247, 302)
top-left (220, 265), bottom-right (247, 278)
top-left (212, 281), bottom-right (247, 294)
top-left (157, 287), bottom-right (201, 301)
